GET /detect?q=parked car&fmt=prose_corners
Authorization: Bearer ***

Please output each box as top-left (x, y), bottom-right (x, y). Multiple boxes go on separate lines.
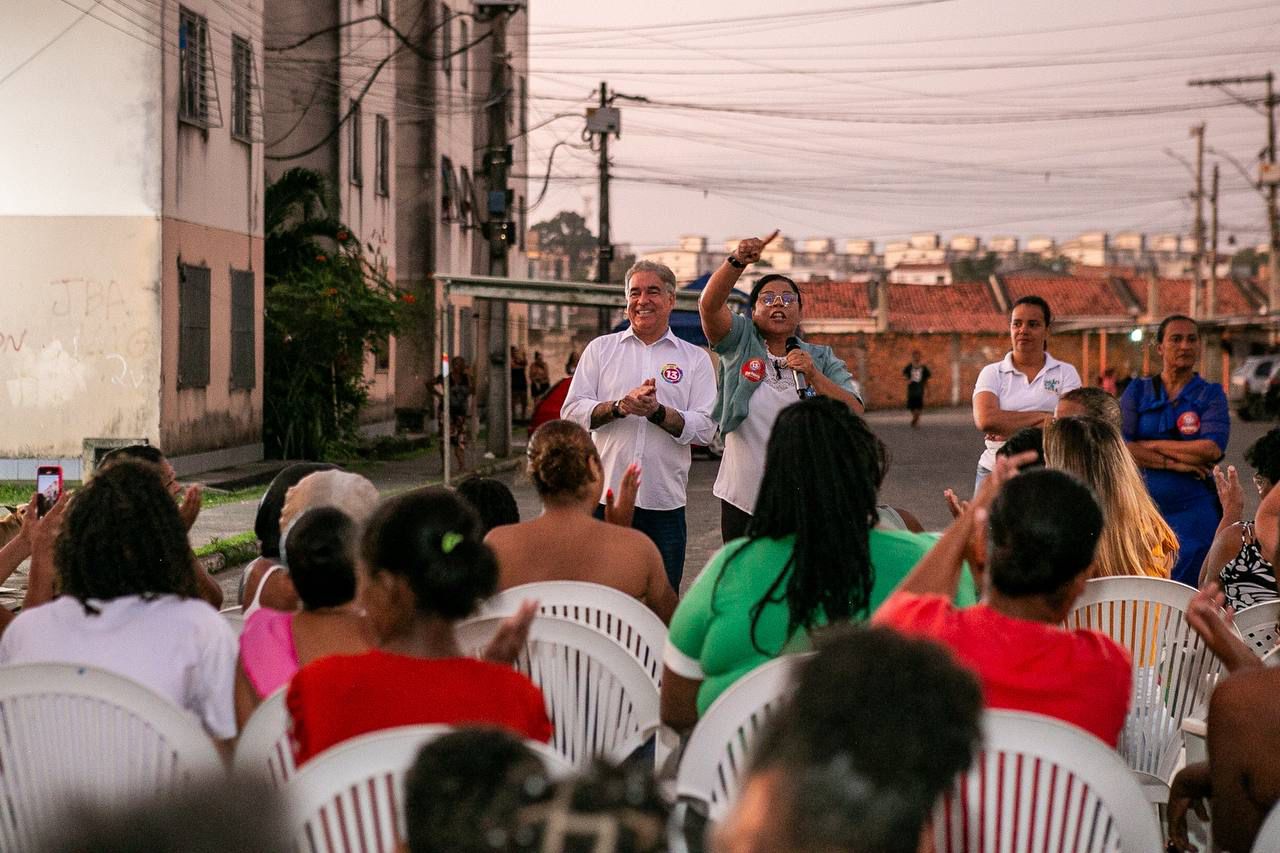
top-left (528, 377), bottom-right (724, 458)
top-left (1229, 355), bottom-right (1280, 420)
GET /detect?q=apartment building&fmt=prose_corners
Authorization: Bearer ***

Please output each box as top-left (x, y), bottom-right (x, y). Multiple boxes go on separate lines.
top-left (1, 0), bottom-right (266, 478)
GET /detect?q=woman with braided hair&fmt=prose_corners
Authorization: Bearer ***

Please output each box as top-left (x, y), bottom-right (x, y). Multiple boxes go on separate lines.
top-left (660, 397), bottom-right (967, 731)
top-left (286, 487), bottom-right (550, 765)
top-left (0, 460), bottom-right (238, 744)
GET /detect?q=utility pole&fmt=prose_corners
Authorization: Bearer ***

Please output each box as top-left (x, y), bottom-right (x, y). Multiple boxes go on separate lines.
top-left (587, 81), bottom-right (620, 333)
top-left (1189, 71), bottom-right (1279, 314)
top-left (1210, 162), bottom-right (1220, 319)
top-left (1191, 123), bottom-right (1206, 319)
top-left (480, 3), bottom-right (518, 457)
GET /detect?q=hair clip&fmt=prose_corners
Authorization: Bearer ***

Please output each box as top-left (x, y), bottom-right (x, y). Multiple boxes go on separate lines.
top-left (441, 531), bottom-right (464, 554)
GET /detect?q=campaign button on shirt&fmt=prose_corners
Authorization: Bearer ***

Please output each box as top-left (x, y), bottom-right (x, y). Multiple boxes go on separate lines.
top-left (661, 363), bottom-right (684, 384)
top-left (1178, 411), bottom-right (1201, 436)
top-left (741, 358), bottom-right (766, 383)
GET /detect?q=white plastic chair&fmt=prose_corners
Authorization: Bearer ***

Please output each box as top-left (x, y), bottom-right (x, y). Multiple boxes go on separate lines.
top-left (674, 654), bottom-right (807, 823)
top-left (1233, 599), bottom-right (1280, 658)
top-left (1064, 576), bottom-right (1226, 801)
top-left (286, 725), bottom-right (573, 853)
top-left (935, 710), bottom-right (1164, 853)
top-left (482, 580), bottom-right (668, 685)
top-left (1252, 800), bottom-right (1280, 853)
top-left (233, 687), bottom-right (294, 785)
top-left (0, 662), bottom-right (224, 850)
top-left (1265, 645), bottom-right (1280, 667)
top-left (456, 614), bottom-right (660, 767)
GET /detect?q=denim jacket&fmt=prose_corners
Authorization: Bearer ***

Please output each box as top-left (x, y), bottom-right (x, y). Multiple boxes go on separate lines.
top-left (712, 312), bottom-right (858, 435)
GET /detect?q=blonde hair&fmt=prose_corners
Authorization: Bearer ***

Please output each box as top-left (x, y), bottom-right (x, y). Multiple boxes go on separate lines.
top-left (1044, 417), bottom-right (1177, 579)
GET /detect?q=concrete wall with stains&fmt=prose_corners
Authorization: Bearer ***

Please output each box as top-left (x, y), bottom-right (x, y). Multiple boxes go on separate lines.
top-left (0, 218), bottom-right (163, 464)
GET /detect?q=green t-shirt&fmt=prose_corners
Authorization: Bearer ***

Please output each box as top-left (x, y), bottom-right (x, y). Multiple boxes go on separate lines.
top-left (665, 528), bottom-right (975, 716)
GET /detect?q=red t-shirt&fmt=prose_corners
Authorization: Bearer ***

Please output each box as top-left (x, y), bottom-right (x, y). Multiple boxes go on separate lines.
top-left (873, 592), bottom-right (1131, 747)
top-left (287, 650), bottom-right (553, 765)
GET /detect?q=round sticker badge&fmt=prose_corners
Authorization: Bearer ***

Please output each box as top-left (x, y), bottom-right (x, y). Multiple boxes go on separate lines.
top-left (741, 358), bottom-right (766, 383)
top-left (660, 363), bottom-right (684, 384)
top-left (1177, 411), bottom-right (1201, 436)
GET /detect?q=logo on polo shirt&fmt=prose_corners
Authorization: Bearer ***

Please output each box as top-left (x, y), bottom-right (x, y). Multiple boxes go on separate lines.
top-left (660, 363), bottom-right (683, 384)
top-left (1044, 378), bottom-right (1061, 393)
top-left (741, 358), bottom-right (766, 383)
top-left (1178, 411), bottom-right (1201, 436)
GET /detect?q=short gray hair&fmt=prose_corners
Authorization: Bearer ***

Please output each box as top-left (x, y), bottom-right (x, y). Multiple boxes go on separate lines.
top-left (624, 260), bottom-right (677, 293)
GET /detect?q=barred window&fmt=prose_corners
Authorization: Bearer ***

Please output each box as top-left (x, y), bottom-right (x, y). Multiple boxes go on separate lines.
top-left (441, 4), bottom-right (452, 79)
top-left (349, 99), bottom-right (363, 186)
top-left (375, 115), bottom-right (390, 197)
top-left (178, 8), bottom-right (220, 127)
top-left (459, 167), bottom-right (472, 226)
top-left (231, 36), bottom-right (253, 141)
top-left (178, 264), bottom-right (211, 389)
top-left (441, 155), bottom-right (456, 221)
top-left (460, 21), bottom-right (468, 90)
top-left (230, 270), bottom-right (255, 390)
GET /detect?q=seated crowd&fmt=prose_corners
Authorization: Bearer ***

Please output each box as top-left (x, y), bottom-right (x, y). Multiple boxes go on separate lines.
top-left (2, 379), bottom-right (1279, 851)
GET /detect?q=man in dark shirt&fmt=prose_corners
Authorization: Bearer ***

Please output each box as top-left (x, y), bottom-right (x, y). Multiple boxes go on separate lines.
top-left (903, 350), bottom-right (931, 428)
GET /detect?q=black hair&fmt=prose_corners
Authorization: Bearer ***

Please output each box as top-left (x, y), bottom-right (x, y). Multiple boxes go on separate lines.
top-left (987, 468), bottom-right (1103, 600)
top-left (455, 476), bottom-right (520, 534)
top-left (1011, 294), bottom-right (1051, 326)
top-left (1157, 313), bottom-right (1198, 343)
top-left (716, 397), bottom-right (882, 655)
top-left (360, 487), bottom-right (498, 619)
top-left (996, 427), bottom-right (1044, 468)
top-left (55, 460), bottom-right (199, 609)
top-left (511, 762), bottom-right (670, 853)
top-left (37, 778), bottom-right (287, 853)
top-left (404, 729), bottom-right (547, 853)
top-left (748, 273), bottom-right (803, 313)
top-left (254, 463), bottom-right (337, 559)
top-left (1246, 427), bottom-right (1280, 484)
top-left (99, 444), bottom-right (165, 467)
top-left (750, 626), bottom-right (983, 853)
top-left (283, 507), bottom-right (358, 609)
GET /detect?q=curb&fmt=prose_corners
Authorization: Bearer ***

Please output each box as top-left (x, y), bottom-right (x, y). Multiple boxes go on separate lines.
top-left (198, 455), bottom-right (525, 575)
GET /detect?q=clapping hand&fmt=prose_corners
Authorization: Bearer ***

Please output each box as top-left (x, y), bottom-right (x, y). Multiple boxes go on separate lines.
top-left (730, 230), bottom-right (779, 266)
top-left (1214, 465), bottom-right (1243, 525)
top-left (620, 378), bottom-right (659, 417)
top-left (481, 599), bottom-right (538, 666)
top-left (605, 463), bottom-right (641, 528)
top-left (178, 484), bottom-right (203, 531)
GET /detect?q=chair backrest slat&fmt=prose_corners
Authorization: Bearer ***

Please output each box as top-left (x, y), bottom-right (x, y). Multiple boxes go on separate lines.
top-left (233, 687), bottom-right (294, 785)
top-left (482, 581), bottom-right (668, 685)
top-left (936, 710), bottom-right (1161, 853)
top-left (1233, 600), bottom-right (1280, 658)
top-left (0, 662), bottom-right (223, 849)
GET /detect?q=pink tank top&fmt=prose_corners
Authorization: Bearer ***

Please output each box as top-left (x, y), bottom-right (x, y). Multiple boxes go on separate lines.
top-left (239, 608), bottom-right (299, 698)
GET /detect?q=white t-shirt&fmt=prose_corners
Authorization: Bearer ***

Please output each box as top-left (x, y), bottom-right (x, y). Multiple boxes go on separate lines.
top-left (0, 595), bottom-right (238, 739)
top-left (713, 359), bottom-right (798, 514)
top-left (973, 351), bottom-right (1081, 470)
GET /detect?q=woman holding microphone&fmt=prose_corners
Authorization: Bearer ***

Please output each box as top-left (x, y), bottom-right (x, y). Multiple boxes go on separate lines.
top-left (699, 230), bottom-right (863, 542)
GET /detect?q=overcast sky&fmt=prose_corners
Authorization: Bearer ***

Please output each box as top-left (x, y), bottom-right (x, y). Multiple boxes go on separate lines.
top-left (522, 0), bottom-right (1279, 254)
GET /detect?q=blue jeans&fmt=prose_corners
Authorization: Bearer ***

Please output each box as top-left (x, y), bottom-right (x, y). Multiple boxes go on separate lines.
top-left (974, 464), bottom-right (992, 499)
top-left (595, 505), bottom-right (687, 592)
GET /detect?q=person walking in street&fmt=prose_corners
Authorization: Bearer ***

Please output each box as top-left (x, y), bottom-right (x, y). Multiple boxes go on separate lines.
top-left (971, 295), bottom-right (1081, 495)
top-left (903, 350), bottom-right (930, 429)
top-left (1121, 314), bottom-right (1229, 586)
top-left (510, 347), bottom-right (529, 422)
top-left (698, 230), bottom-right (863, 543)
top-left (561, 260), bottom-right (717, 591)
top-left (528, 351), bottom-right (550, 401)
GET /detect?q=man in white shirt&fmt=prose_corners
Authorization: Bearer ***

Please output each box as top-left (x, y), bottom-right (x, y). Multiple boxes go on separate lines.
top-left (561, 261), bottom-right (717, 591)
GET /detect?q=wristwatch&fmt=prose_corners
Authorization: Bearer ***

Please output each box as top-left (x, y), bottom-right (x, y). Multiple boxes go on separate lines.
top-left (726, 254), bottom-right (746, 270)
top-left (611, 400), bottom-right (625, 419)
top-left (647, 404), bottom-right (667, 425)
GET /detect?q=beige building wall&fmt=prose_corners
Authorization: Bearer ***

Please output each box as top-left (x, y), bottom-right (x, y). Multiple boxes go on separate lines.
top-left (0, 2), bottom-right (165, 477)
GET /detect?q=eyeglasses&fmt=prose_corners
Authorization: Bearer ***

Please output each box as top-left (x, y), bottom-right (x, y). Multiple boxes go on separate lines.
top-left (760, 292), bottom-right (798, 307)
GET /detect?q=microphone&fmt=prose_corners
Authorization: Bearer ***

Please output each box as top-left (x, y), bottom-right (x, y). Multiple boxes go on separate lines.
top-left (784, 337), bottom-right (808, 400)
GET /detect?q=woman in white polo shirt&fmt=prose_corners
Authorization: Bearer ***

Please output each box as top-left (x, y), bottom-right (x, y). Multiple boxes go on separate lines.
top-left (971, 295), bottom-right (1081, 493)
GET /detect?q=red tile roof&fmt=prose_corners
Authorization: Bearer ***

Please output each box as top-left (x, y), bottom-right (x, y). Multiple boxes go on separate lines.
top-left (1002, 275), bottom-right (1132, 318)
top-left (802, 281), bottom-right (873, 320)
top-left (887, 282), bottom-right (1006, 333)
top-left (1132, 278), bottom-right (1260, 317)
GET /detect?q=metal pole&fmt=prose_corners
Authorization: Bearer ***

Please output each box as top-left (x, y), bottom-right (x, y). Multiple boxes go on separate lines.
top-left (1267, 71), bottom-right (1279, 314)
top-left (484, 8), bottom-right (512, 457)
top-left (1191, 123), bottom-right (1205, 319)
top-left (442, 283), bottom-right (451, 485)
top-left (1209, 163), bottom-right (1219, 319)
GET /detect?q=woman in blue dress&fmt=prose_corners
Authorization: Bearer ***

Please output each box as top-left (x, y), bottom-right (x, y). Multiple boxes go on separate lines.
top-left (1121, 314), bottom-right (1229, 586)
